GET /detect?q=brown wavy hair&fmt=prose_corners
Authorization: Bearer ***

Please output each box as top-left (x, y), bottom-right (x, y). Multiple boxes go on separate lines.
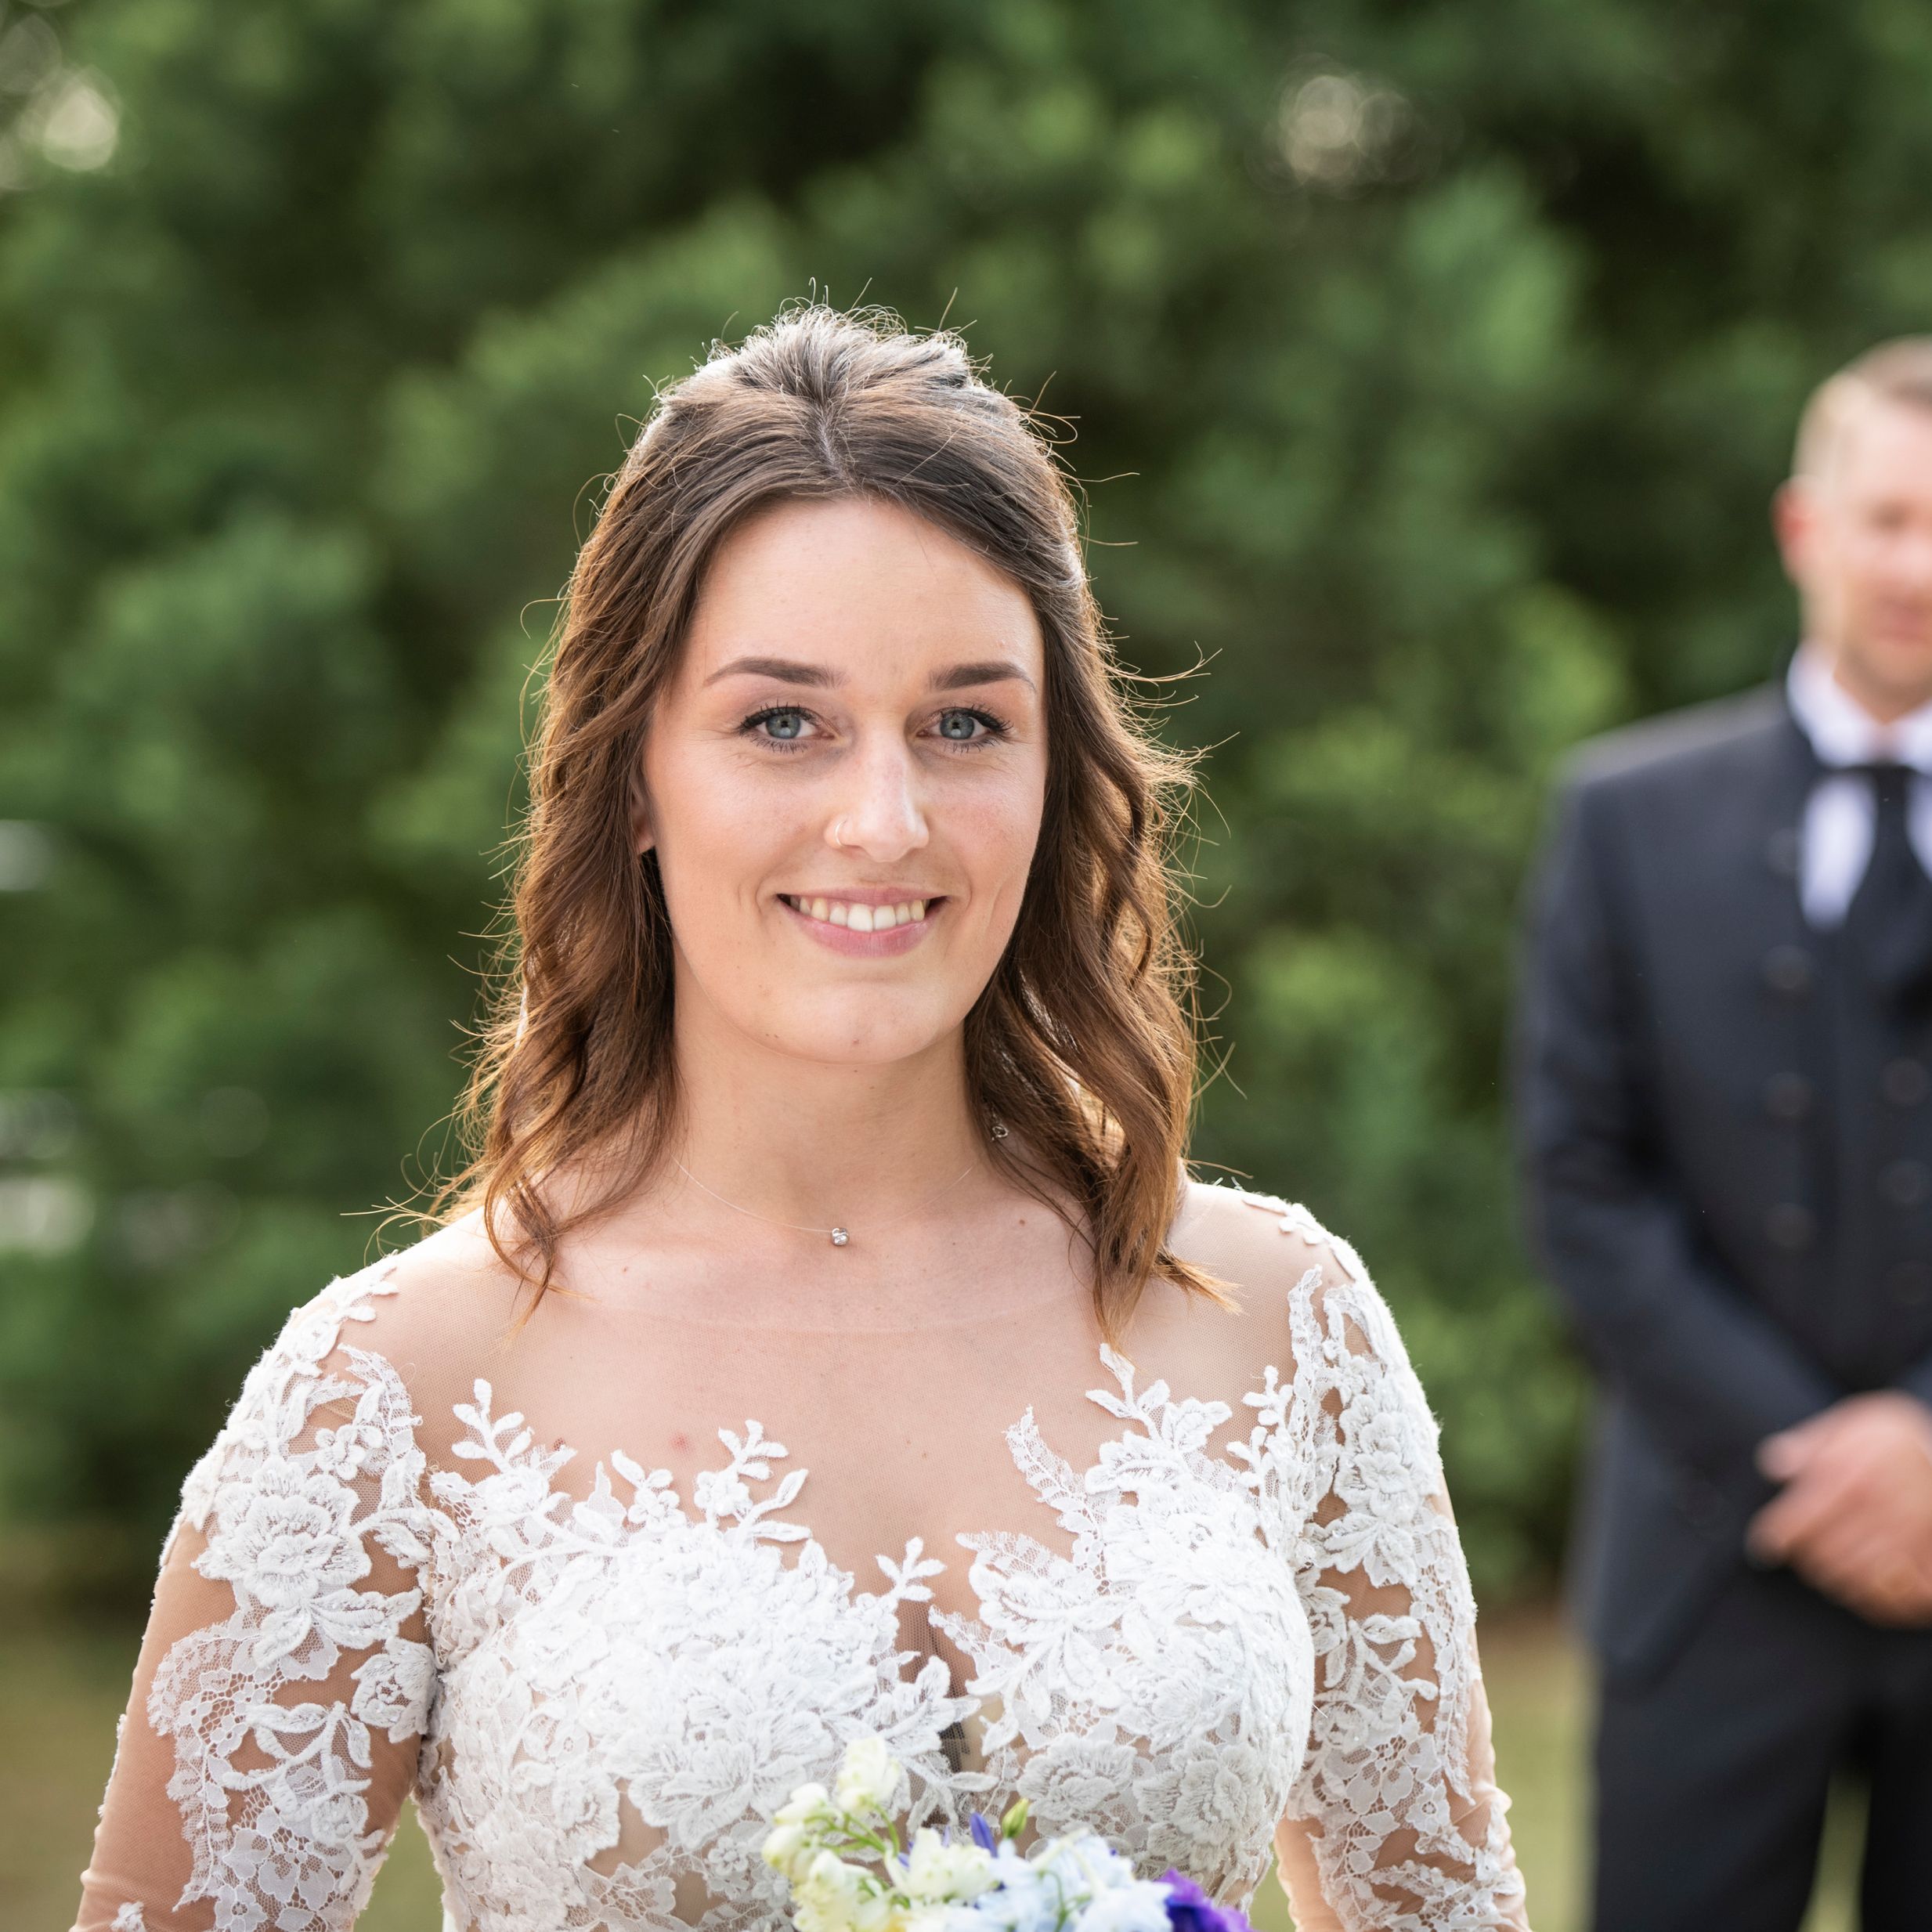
top-left (442, 305), bottom-right (1223, 1340)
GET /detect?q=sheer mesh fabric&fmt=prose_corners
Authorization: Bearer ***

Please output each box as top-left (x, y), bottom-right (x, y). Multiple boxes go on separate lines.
top-left (75, 1182), bottom-right (1527, 1932)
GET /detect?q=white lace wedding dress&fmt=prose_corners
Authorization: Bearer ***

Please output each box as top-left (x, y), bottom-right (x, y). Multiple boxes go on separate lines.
top-left (75, 1183), bottom-right (1527, 1932)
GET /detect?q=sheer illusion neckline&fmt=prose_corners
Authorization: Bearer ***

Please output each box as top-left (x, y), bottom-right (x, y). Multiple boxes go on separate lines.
top-left (383, 1183), bottom-right (1335, 1599)
top-left (512, 1172), bottom-right (1227, 1338)
top-left (431, 1303), bottom-right (1270, 1603)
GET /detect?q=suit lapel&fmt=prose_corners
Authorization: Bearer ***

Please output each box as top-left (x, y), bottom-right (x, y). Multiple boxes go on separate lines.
top-left (1731, 697), bottom-right (1819, 969)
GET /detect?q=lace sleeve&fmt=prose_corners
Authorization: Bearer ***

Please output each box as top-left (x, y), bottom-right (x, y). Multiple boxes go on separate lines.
top-left (1238, 1204), bottom-right (1528, 1932)
top-left (74, 1266), bottom-right (441, 1932)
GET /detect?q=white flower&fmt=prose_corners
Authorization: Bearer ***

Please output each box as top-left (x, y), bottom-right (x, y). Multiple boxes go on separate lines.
top-left (969, 1858), bottom-right (1058, 1932)
top-left (1071, 1883), bottom-right (1175, 1932)
top-left (762, 1820), bottom-right (815, 1882)
top-left (795, 1849), bottom-right (890, 1932)
top-left (901, 1828), bottom-right (996, 1905)
top-left (773, 1779), bottom-right (838, 1829)
top-left (898, 1909), bottom-right (966, 1932)
top-left (1032, 1833), bottom-right (1137, 1895)
top-left (988, 1833), bottom-right (1174, 1932)
top-left (975, 1836), bottom-right (1150, 1932)
top-left (834, 1735), bottom-right (901, 1816)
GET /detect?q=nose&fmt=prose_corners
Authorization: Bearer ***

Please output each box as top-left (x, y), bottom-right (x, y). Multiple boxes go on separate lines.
top-left (825, 735), bottom-right (929, 861)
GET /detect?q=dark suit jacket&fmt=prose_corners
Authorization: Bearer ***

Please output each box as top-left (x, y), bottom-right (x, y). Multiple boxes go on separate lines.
top-left (1516, 681), bottom-right (1932, 1685)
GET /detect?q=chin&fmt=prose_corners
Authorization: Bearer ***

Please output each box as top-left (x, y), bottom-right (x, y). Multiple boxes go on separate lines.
top-left (1866, 641), bottom-right (1932, 697)
top-left (759, 991), bottom-right (968, 1068)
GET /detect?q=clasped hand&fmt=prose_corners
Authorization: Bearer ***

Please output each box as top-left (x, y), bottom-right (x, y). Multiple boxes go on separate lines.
top-left (1750, 1392), bottom-right (1932, 1624)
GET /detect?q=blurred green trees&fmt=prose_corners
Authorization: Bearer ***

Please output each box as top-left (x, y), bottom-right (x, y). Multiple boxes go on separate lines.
top-left (5, 0), bottom-right (1932, 1601)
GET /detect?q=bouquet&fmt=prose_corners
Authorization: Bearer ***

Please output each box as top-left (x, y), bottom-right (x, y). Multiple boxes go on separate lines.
top-left (762, 1736), bottom-right (1255, 1932)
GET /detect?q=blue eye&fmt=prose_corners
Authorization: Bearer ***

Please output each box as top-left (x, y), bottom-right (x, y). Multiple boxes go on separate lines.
top-left (745, 707), bottom-right (811, 743)
top-left (937, 708), bottom-right (1002, 742)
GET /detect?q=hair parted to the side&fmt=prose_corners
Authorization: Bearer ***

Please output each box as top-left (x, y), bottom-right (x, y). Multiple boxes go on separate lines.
top-left (1794, 336), bottom-right (1932, 482)
top-left (440, 303), bottom-right (1226, 1342)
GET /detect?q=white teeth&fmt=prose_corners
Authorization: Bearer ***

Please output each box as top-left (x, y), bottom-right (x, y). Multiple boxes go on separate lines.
top-left (789, 896), bottom-right (936, 930)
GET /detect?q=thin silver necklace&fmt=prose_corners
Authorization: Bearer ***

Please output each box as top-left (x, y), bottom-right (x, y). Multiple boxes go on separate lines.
top-left (673, 1121), bottom-right (1006, 1249)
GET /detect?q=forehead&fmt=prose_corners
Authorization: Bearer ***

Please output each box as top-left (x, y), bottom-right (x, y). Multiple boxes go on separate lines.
top-left (1832, 394), bottom-right (1932, 500)
top-left (679, 496), bottom-right (1045, 681)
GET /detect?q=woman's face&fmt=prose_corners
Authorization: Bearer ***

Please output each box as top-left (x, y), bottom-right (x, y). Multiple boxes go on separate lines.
top-left (636, 495), bottom-right (1049, 1070)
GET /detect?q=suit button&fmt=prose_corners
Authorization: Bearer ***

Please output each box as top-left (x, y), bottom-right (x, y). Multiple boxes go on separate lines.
top-left (1890, 1261), bottom-right (1932, 1307)
top-left (1882, 1160), bottom-right (1931, 1207)
top-left (1764, 1073), bottom-right (1815, 1121)
top-left (1883, 1059), bottom-right (1930, 1107)
top-left (1767, 1203), bottom-right (1816, 1249)
top-left (1763, 946), bottom-right (1815, 996)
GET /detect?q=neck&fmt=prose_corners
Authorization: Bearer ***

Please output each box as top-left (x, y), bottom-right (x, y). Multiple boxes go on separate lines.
top-left (1825, 645), bottom-right (1932, 727)
top-left (661, 984), bottom-right (987, 1230)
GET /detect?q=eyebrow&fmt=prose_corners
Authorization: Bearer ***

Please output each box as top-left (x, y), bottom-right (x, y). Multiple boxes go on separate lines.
top-left (703, 655), bottom-right (1037, 692)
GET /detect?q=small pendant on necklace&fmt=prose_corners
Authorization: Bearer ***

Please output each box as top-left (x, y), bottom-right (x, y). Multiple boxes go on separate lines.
top-left (829, 1227), bottom-right (850, 1248)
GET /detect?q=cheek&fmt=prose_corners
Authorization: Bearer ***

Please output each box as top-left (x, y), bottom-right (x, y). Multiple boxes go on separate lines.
top-left (647, 746), bottom-right (797, 919)
top-left (952, 767), bottom-right (1049, 918)
top-left (1844, 523), bottom-right (1918, 582)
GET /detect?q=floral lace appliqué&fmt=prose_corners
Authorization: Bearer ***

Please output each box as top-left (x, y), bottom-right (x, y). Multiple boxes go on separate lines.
top-left (148, 1268), bottom-right (437, 1932)
top-left (130, 1189), bottom-right (1523, 1932)
top-left (1230, 1189), bottom-right (1524, 1930)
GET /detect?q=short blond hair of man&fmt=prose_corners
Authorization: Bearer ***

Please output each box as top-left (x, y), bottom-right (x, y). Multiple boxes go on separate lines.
top-left (1793, 336), bottom-right (1932, 482)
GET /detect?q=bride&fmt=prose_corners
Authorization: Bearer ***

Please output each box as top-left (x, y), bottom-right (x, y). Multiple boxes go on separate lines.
top-left (74, 307), bottom-right (1527, 1932)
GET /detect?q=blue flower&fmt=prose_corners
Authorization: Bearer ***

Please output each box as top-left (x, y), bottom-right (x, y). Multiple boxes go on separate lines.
top-left (970, 1814), bottom-right (999, 1854)
top-left (1157, 1872), bottom-right (1253, 1932)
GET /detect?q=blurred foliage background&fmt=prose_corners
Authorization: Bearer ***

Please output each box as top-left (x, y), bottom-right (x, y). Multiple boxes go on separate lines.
top-left (3, 0), bottom-right (1931, 1614)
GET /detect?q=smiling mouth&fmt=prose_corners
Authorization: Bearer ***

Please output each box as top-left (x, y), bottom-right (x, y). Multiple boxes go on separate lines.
top-left (778, 894), bottom-right (938, 933)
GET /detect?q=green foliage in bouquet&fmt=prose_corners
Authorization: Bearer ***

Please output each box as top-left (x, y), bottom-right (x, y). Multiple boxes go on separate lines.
top-left (6, 0), bottom-right (1932, 1602)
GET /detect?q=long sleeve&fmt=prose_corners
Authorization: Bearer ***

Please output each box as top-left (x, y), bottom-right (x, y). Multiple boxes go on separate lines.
top-left (75, 1271), bottom-right (440, 1932)
top-left (1242, 1215), bottom-right (1526, 1932)
top-left (1515, 775), bottom-right (1839, 1477)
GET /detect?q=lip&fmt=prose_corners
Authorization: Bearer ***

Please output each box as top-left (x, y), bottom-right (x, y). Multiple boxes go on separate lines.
top-left (782, 886), bottom-right (947, 905)
top-left (778, 893), bottom-right (944, 958)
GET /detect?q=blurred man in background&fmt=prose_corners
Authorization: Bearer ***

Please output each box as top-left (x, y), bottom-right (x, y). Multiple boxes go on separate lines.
top-left (1519, 341), bottom-right (1932, 1930)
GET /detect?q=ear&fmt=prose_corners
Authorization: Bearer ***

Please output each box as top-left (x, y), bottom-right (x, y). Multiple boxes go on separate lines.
top-left (1772, 478), bottom-right (1817, 589)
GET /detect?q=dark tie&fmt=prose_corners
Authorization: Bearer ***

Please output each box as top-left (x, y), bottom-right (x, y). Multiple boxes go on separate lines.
top-left (1843, 762), bottom-right (1932, 999)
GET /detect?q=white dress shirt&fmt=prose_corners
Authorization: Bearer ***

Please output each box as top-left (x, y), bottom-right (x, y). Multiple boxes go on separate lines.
top-left (1785, 642), bottom-right (1932, 929)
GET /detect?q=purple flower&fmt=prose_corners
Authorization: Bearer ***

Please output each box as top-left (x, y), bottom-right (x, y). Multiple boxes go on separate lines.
top-left (970, 1812), bottom-right (1000, 1854)
top-left (1159, 1871), bottom-right (1253, 1932)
